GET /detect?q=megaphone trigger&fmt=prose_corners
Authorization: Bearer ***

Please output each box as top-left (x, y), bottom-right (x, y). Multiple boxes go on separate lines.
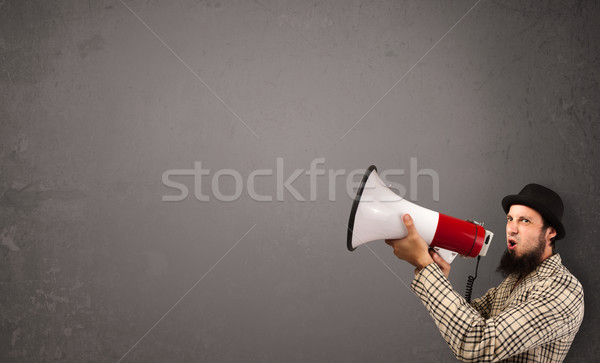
top-left (433, 247), bottom-right (459, 264)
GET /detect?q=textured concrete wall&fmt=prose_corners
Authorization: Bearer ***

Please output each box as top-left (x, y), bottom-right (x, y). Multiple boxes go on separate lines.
top-left (1, 0), bottom-right (599, 362)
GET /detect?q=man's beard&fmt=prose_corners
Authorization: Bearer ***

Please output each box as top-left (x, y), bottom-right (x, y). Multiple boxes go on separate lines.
top-left (496, 234), bottom-right (546, 278)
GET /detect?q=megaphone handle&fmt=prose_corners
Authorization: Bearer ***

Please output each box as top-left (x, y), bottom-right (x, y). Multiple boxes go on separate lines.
top-left (433, 247), bottom-right (458, 264)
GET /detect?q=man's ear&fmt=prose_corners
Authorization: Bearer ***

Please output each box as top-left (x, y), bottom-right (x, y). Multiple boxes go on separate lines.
top-left (546, 226), bottom-right (557, 242)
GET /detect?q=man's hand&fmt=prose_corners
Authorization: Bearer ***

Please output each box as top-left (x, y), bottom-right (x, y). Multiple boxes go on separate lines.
top-left (385, 214), bottom-right (434, 273)
top-left (429, 249), bottom-right (451, 279)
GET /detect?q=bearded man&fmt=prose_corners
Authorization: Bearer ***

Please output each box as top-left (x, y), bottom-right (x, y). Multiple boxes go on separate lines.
top-left (386, 184), bottom-right (584, 362)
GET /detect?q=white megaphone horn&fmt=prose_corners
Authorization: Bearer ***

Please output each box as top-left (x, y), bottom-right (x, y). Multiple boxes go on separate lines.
top-left (347, 165), bottom-right (493, 264)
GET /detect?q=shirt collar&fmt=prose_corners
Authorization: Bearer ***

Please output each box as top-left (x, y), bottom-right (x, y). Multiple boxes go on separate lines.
top-left (505, 253), bottom-right (562, 288)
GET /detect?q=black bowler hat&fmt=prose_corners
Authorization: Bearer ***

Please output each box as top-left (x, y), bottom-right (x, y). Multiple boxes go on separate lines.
top-left (502, 184), bottom-right (565, 240)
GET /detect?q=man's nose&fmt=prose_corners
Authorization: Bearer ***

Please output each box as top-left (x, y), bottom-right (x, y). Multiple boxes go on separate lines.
top-left (506, 221), bottom-right (518, 235)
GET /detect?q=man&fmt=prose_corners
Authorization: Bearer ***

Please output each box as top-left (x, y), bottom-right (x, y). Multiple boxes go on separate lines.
top-left (386, 184), bottom-right (584, 362)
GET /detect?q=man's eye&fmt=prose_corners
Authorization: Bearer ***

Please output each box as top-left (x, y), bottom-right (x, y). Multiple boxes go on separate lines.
top-left (522, 219), bottom-right (530, 223)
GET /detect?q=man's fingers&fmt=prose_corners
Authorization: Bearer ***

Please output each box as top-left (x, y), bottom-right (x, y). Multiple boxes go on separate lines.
top-left (430, 250), bottom-right (443, 264)
top-left (430, 250), bottom-right (446, 264)
top-left (402, 214), bottom-right (417, 235)
top-left (428, 249), bottom-right (451, 278)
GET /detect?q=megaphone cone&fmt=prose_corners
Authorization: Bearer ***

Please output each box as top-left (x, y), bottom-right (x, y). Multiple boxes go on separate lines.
top-left (347, 165), bottom-right (493, 264)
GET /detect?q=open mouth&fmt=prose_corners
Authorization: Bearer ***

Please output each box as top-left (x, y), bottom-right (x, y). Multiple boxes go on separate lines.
top-left (508, 239), bottom-right (517, 250)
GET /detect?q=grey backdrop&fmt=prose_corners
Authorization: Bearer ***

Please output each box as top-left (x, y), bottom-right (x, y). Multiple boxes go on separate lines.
top-left (1, 0), bottom-right (599, 362)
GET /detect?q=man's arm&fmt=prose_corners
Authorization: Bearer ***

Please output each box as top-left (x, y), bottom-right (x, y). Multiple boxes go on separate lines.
top-left (469, 286), bottom-right (497, 320)
top-left (411, 262), bottom-right (584, 362)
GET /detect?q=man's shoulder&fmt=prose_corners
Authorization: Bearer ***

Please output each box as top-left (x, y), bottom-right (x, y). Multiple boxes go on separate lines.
top-left (538, 254), bottom-right (572, 277)
top-left (537, 254), bottom-right (583, 296)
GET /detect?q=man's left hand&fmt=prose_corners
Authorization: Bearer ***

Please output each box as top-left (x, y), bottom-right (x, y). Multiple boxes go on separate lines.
top-left (385, 214), bottom-right (434, 273)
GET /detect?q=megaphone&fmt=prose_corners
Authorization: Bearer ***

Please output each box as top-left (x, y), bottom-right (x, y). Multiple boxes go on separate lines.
top-left (347, 165), bottom-right (493, 264)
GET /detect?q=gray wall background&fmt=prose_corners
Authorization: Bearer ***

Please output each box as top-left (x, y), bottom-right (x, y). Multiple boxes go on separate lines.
top-left (1, 0), bottom-right (599, 362)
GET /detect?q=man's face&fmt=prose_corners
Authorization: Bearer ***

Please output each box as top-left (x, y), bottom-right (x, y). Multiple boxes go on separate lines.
top-left (497, 204), bottom-right (555, 277)
top-left (506, 204), bottom-right (552, 259)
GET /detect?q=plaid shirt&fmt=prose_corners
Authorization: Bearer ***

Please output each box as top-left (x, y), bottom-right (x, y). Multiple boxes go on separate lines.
top-left (411, 254), bottom-right (584, 362)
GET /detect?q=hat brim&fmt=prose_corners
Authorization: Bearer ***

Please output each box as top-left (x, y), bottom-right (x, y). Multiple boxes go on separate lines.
top-left (502, 195), bottom-right (565, 240)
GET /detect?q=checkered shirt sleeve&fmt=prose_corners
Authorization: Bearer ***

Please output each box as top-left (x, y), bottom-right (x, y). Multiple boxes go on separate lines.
top-left (469, 285), bottom-right (496, 319)
top-left (410, 256), bottom-right (584, 362)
